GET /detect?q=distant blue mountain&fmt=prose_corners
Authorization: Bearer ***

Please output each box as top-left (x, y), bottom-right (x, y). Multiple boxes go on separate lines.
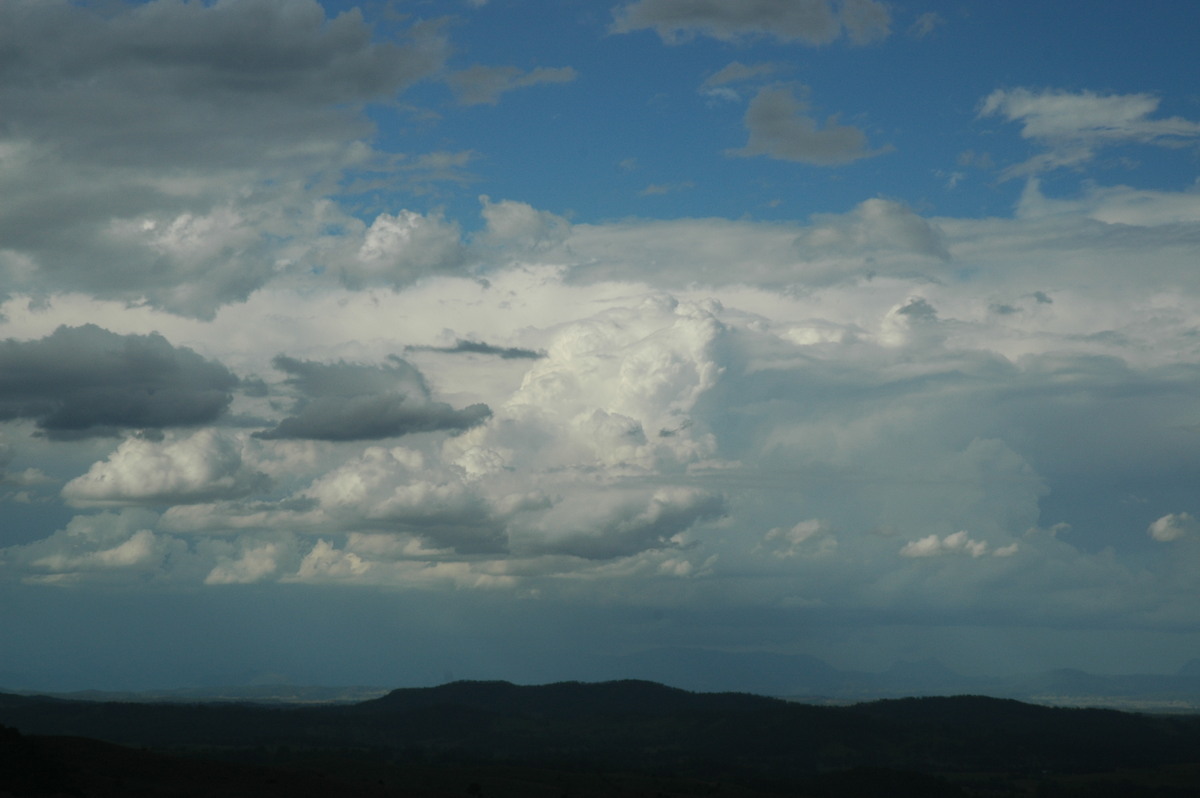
top-left (586, 648), bottom-right (1200, 709)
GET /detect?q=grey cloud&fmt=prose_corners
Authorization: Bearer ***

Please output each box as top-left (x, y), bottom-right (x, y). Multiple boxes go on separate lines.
top-left (0, 0), bottom-right (451, 316)
top-left (0, 0), bottom-right (447, 169)
top-left (529, 489), bottom-right (726, 560)
top-left (255, 356), bottom-right (491, 441)
top-left (611, 0), bottom-right (889, 45)
top-left (447, 65), bottom-right (577, 106)
top-left (343, 210), bottom-right (468, 290)
top-left (798, 198), bottom-right (949, 259)
top-left (255, 395), bottom-right (491, 441)
top-left (729, 86), bottom-right (886, 166)
top-left (907, 12), bottom-right (944, 38)
top-left (0, 325), bottom-right (237, 437)
top-left (702, 61), bottom-right (780, 89)
top-left (270, 355), bottom-right (429, 398)
top-left (407, 340), bottom-right (546, 360)
top-left (979, 88), bottom-right (1200, 180)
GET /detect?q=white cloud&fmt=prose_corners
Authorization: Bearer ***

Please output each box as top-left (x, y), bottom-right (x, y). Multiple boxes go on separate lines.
top-left (1149, 512), bottom-right (1197, 542)
top-left (62, 430), bottom-right (269, 508)
top-left (476, 196), bottom-right (571, 256)
top-left (205, 542), bottom-right (283, 585)
top-left (799, 198), bottom-right (949, 259)
top-left (0, 0), bottom-right (451, 316)
top-left (980, 88), bottom-right (1200, 179)
top-left (345, 210), bottom-right (467, 289)
top-left (3, 179), bottom-right (1200, 643)
top-left (300, 445), bottom-right (508, 553)
top-left (514, 486), bottom-right (724, 560)
top-left (763, 519), bottom-right (836, 558)
top-left (900, 531), bottom-right (990, 558)
top-left (33, 528), bottom-right (162, 571)
top-left (6, 509), bottom-right (190, 583)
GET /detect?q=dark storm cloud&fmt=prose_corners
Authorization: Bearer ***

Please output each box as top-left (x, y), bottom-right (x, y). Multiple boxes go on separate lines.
top-left (406, 339), bottom-right (546, 360)
top-left (0, 325), bottom-right (237, 437)
top-left (254, 355), bottom-right (491, 441)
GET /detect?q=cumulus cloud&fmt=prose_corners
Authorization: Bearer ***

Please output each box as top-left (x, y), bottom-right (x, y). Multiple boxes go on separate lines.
top-left (611, 0), bottom-right (890, 45)
top-left (465, 295), bottom-right (724, 473)
top-left (255, 355), bottom-right (491, 441)
top-left (301, 446), bottom-right (509, 553)
top-left (0, 325), bottom-right (237, 437)
top-left (1148, 512), bottom-right (1197, 542)
top-left (476, 196), bottom-right (571, 255)
top-left (205, 542), bottom-right (283, 585)
top-left (343, 210), bottom-right (468, 290)
top-left (62, 430), bottom-right (269, 508)
top-left (877, 296), bottom-right (942, 347)
top-left (763, 519), bottom-right (836, 558)
top-left (728, 85), bottom-right (885, 165)
top-left (798, 198), bottom-right (950, 259)
top-left (6, 509), bottom-right (186, 583)
top-left (3, 181), bottom-right (1200, 648)
top-left (288, 538), bottom-right (518, 588)
top-left (517, 487), bottom-right (725, 560)
top-left (900, 530), bottom-right (991, 558)
top-left (447, 65), bottom-right (577, 106)
top-left (0, 0), bottom-right (450, 316)
top-left (980, 88), bottom-right (1200, 179)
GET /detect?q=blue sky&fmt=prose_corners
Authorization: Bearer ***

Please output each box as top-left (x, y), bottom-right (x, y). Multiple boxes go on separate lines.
top-left (2, 0), bottom-right (1200, 692)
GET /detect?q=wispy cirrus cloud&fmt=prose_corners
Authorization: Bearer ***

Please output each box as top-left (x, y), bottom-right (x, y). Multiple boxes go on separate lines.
top-left (980, 88), bottom-right (1200, 179)
top-left (611, 0), bottom-right (890, 45)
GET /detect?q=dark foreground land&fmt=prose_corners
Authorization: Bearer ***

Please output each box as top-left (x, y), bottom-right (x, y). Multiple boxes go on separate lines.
top-left (3, 680), bottom-right (1200, 796)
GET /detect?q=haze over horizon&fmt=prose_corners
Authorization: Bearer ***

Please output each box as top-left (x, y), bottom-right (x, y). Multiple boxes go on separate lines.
top-left (3, 0), bottom-right (1200, 693)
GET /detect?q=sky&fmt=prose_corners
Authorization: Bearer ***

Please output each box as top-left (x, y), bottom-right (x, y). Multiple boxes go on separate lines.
top-left (2, 0), bottom-right (1200, 692)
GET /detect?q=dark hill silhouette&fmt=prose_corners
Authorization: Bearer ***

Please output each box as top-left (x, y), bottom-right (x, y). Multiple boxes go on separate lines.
top-left (354, 678), bottom-right (785, 717)
top-left (0, 724), bottom-right (417, 797)
top-left (4, 681), bottom-right (1200, 796)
